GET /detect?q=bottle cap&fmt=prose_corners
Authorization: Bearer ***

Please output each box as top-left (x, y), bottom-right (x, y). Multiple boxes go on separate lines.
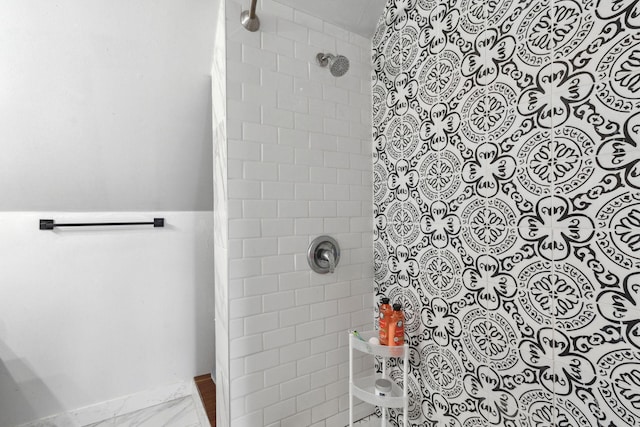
top-left (393, 303), bottom-right (402, 311)
top-left (375, 378), bottom-right (392, 392)
top-left (381, 297), bottom-right (389, 304)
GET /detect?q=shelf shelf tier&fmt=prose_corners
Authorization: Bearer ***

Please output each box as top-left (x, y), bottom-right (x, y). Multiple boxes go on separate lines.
top-left (348, 330), bottom-right (408, 427)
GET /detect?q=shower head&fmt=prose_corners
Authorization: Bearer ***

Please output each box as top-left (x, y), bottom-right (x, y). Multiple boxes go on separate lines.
top-left (316, 53), bottom-right (350, 77)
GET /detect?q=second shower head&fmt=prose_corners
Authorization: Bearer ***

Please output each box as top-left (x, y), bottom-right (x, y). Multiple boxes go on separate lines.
top-left (316, 53), bottom-right (350, 77)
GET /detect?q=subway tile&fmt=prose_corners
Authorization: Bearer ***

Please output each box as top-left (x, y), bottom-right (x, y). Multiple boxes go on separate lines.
top-left (229, 257), bottom-right (262, 279)
top-left (295, 112), bottom-right (325, 132)
top-left (227, 59), bottom-right (260, 85)
top-left (323, 86), bottom-right (349, 104)
top-left (245, 385), bottom-right (280, 412)
top-left (259, 0), bottom-right (294, 19)
top-left (261, 68), bottom-right (294, 92)
top-left (262, 143), bottom-right (294, 163)
top-left (261, 218), bottom-right (294, 236)
top-left (336, 103), bottom-right (362, 123)
top-left (229, 219), bottom-right (261, 239)
top-left (245, 312), bottom-right (279, 335)
top-left (325, 346), bottom-right (348, 368)
top-left (262, 106), bottom-right (295, 128)
top-left (293, 78), bottom-right (323, 99)
top-left (242, 82), bottom-right (277, 107)
top-left (279, 305), bottom-right (310, 327)
top-left (243, 200), bottom-right (277, 218)
top-left (264, 398), bottom-right (297, 425)
top-left (280, 375), bottom-right (310, 400)
top-left (338, 295), bottom-right (363, 314)
top-left (350, 217), bottom-right (372, 232)
top-left (338, 136), bottom-right (362, 155)
top-left (230, 318), bottom-right (244, 340)
top-left (308, 201), bottom-right (337, 217)
top-left (277, 18), bottom-right (308, 41)
top-left (278, 235), bottom-right (309, 254)
top-left (277, 91), bottom-right (309, 113)
top-left (295, 183), bottom-right (324, 200)
top-left (262, 32), bottom-right (295, 57)
top-left (309, 98), bottom-right (337, 119)
top-left (230, 334), bottom-right (263, 359)
top-left (230, 296), bottom-right (262, 319)
top-left (324, 282), bottom-right (351, 301)
top-left (242, 44), bottom-right (277, 71)
top-left (297, 355), bottom-right (327, 377)
top-left (323, 184), bottom-right (350, 200)
top-left (324, 118), bottom-right (351, 137)
top-left (310, 333), bottom-right (338, 354)
top-left (262, 181), bottom-right (295, 200)
top-left (243, 161), bottom-right (278, 181)
top-left (278, 55), bottom-right (310, 79)
top-left (309, 167), bottom-right (337, 184)
top-left (264, 361), bottom-right (297, 387)
top-left (296, 319), bottom-right (325, 341)
top-left (262, 254), bottom-right (295, 275)
top-left (244, 275), bottom-right (279, 296)
top-left (310, 133), bottom-right (337, 151)
top-left (325, 152), bottom-right (350, 169)
top-left (295, 148), bottom-right (325, 166)
top-left (311, 398), bottom-right (339, 424)
top-left (296, 286), bottom-right (325, 306)
top-left (282, 411), bottom-right (312, 427)
top-left (231, 372), bottom-right (263, 399)
top-left (309, 29), bottom-right (337, 51)
top-left (263, 291), bottom-right (295, 312)
top-left (338, 169), bottom-right (360, 186)
top-left (278, 199), bottom-right (309, 217)
top-left (310, 300), bottom-right (338, 320)
top-left (325, 313), bottom-right (350, 334)
top-left (228, 99), bottom-right (261, 123)
top-left (243, 122), bottom-right (278, 144)
top-left (242, 237), bottom-right (278, 257)
top-left (293, 10), bottom-right (323, 32)
top-left (228, 140), bottom-right (261, 161)
top-left (279, 271), bottom-right (311, 291)
top-left (232, 410), bottom-right (263, 427)
top-left (244, 349), bottom-right (280, 374)
top-left (295, 218), bottom-right (324, 235)
top-left (263, 325), bottom-right (296, 349)
top-left (228, 179), bottom-right (261, 200)
top-left (323, 217), bottom-right (350, 234)
top-left (279, 340), bottom-right (310, 363)
top-left (279, 128), bottom-right (309, 148)
top-left (323, 22), bottom-right (349, 41)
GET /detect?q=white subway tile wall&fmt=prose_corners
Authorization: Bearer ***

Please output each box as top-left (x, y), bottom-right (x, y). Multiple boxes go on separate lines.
top-left (221, 0), bottom-right (374, 425)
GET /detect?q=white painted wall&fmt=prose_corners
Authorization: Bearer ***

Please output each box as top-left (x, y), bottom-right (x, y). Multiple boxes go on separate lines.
top-left (0, 2), bottom-right (217, 425)
top-left (0, 212), bottom-right (214, 427)
top-left (0, 0), bottom-right (215, 211)
top-left (218, 1), bottom-right (374, 425)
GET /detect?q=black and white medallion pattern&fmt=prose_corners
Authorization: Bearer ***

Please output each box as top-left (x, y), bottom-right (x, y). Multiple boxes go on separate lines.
top-left (373, 0), bottom-right (640, 425)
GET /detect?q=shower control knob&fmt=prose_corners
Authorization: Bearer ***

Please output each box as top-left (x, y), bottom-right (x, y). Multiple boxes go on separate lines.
top-left (307, 236), bottom-right (340, 274)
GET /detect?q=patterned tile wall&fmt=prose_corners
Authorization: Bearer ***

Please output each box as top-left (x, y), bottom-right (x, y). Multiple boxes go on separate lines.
top-left (372, 0), bottom-right (640, 426)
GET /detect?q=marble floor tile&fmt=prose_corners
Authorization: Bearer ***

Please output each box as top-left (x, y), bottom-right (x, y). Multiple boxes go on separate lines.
top-left (84, 396), bottom-right (201, 427)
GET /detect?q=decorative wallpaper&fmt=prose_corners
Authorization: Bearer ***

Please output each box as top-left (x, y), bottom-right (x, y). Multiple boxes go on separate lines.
top-left (372, 0), bottom-right (640, 426)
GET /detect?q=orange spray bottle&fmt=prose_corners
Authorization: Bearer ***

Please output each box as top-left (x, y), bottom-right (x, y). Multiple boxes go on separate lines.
top-left (378, 297), bottom-right (392, 345)
top-left (388, 303), bottom-right (404, 346)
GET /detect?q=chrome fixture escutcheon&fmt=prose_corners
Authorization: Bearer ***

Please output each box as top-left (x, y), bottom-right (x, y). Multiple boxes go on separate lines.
top-left (308, 236), bottom-right (340, 274)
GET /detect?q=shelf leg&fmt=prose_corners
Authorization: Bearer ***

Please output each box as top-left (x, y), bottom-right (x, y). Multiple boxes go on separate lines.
top-left (349, 336), bottom-right (353, 427)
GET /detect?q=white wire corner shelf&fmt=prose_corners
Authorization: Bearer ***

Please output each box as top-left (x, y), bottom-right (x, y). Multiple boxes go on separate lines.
top-left (348, 330), bottom-right (408, 427)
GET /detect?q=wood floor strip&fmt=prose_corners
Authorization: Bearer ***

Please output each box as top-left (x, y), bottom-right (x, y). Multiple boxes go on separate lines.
top-left (194, 374), bottom-right (216, 427)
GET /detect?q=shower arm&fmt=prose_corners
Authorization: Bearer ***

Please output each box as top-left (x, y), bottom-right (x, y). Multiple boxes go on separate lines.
top-left (241, 0), bottom-right (260, 32)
